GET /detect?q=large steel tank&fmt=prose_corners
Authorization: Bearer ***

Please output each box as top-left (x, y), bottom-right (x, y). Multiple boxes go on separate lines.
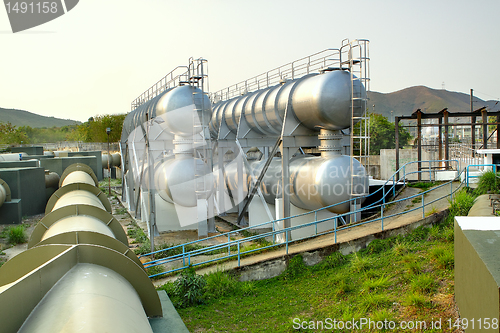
top-left (223, 154), bottom-right (367, 214)
top-left (210, 70), bottom-right (366, 135)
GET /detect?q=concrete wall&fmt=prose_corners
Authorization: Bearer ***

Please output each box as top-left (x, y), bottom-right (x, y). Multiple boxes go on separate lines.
top-left (380, 149), bottom-right (437, 180)
top-left (40, 156), bottom-right (99, 180)
top-left (0, 167), bottom-right (46, 217)
top-left (234, 209), bottom-right (447, 282)
top-left (455, 217), bottom-right (500, 331)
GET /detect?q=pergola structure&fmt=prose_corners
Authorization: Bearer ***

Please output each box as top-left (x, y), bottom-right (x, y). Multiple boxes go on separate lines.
top-left (395, 107), bottom-right (500, 180)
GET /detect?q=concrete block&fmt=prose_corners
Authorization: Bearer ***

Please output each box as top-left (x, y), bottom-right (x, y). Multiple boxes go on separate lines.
top-left (0, 199), bottom-right (22, 224)
top-left (0, 167), bottom-right (46, 216)
top-left (40, 156), bottom-right (98, 180)
top-left (11, 146), bottom-right (43, 156)
top-left (455, 217), bottom-right (500, 328)
top-left (67, 151), bottom-right (103, 180)
top-left (435, 170), bottom-right (458, 181)
top-left (0, 160), bottom-right (38, 169)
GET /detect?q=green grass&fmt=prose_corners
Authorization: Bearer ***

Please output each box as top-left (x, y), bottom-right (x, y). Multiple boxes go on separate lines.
top-left (153, 173), bottom-right (483, 332)
top-left (160, 215), bottom-right (459, 332)
top-left (408, 181), bottom-right (440, 191)
top-left (3, 225), bottom-right (27, 244)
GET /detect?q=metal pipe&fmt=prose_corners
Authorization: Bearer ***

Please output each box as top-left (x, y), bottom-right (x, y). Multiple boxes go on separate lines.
top-left (0, 163), bottom-right (162, 332)
top-left (18, 263), bottom-right (153, 333)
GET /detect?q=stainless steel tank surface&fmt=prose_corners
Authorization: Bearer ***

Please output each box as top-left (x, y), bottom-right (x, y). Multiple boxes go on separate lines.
top-left (222, 154), bottom-right (367, 214)
top-left (210, 70), bottom-right (366, 136)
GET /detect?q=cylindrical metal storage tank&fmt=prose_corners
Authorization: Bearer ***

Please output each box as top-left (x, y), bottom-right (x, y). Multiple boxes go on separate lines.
top-left (111, 153), bottom-right (121, 167)
top-left (44, 171), bottom-right (60, 201)
top-left (222, 154), bottom-right (368, 214)
top-left (156, 85), bottom-right (211, 136)
top-left (291, 70), bottom-right (366, 130)
top-left (0, 182), bottom-right (6, 208)
top-left (155, 155), bottom-right (214, 207)
top-left (210, 70), bottom-right (366, 135)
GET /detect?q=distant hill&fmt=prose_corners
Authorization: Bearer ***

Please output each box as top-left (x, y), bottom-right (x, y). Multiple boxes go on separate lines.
top-left (0, 108), bottom-right (81, 128)
top-left (368, 86), bottom-right (500, 120)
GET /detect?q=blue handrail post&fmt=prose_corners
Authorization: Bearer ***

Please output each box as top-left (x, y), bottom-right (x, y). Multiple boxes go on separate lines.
top-left (272, 221), bottom-right (275, 245)
top-left (334, 217), bottom-right (337, 243)
top-left (392, 174), bottom-right (396, 197)
top-left (286, 232), bottom-right (289, 254)
top-left (382, 185), bottom-right (386, 205)
top-left (182, 245), bottom-right (185, 267)
top-left (315, 211), bottom-right (318, 235)
top-left (228, 234), bottom-right (231, 256)
top-left (450, 179), bottom-right (453, 200)
top-left (381, 204), bottom-right (384, 231)
top-left (421, 193), bottom-right (425, 219)
top-left (237, 242), bottom-right (241, 267)
top-left (466, 165), bottom-right (469, 187)
top-left (429, 161), bottom-right (432, 181)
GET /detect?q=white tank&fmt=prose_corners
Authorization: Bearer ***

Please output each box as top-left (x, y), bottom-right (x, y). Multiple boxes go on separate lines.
top-left (210, 70), bottom-right (366, 135)
top-left (223, 154), bottom-right (367, 214)
top-left (154, 155), bottom-right (213, 207)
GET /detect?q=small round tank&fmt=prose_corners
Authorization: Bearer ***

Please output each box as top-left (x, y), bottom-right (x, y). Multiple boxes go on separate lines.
top-left (222, 154), bottom-right (368, 214)
top-left (155, 155), bottom-right (214, 207)
top-left (156, 85), bottom-right (211, 136)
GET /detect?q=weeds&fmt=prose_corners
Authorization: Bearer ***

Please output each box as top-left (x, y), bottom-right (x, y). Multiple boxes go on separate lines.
top-left (408, 181), bottom-right (439, 191)
top-left (6, 225), bottom-right (26, 244)
top-left (475, 170), bottom-right (500, 195)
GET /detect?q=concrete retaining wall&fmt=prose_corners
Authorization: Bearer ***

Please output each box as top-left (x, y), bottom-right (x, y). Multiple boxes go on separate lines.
top-left (233, 209), bottom-right (448, 282)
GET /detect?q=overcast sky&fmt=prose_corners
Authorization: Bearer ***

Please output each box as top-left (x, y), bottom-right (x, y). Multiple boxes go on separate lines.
top-left (1, 0), bottom-right (499, 122)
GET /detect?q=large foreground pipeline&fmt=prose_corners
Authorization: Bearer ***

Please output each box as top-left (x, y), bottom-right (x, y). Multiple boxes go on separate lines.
top-left (0, 163), bottom-right (161, 333)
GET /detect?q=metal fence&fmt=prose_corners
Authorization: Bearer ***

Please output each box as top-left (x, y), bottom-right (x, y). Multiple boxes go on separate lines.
top-left (141, 159), bottom-right (468, 278)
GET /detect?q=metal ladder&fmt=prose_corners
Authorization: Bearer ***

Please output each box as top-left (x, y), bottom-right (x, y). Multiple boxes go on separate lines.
top-left (188, 58), bottom-right (212, 228)
top-left (341, 39), bottom-right (371, 218)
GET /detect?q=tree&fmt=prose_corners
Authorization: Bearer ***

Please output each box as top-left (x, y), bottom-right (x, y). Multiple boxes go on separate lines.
top-left (368, 113), bottom-right (411, 155)
top-left (0, 122), bottom-right (29, 144)
top-left (77, 114), bottom-right (126, 143)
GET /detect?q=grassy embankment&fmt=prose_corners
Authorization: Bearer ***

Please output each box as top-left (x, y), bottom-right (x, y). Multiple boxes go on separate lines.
top-left (156, 173), bottom-right (500, 332)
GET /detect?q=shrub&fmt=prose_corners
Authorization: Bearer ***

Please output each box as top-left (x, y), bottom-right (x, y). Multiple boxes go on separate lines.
top-left (7, 225), bottom-right (26, 244)
top-left (146, 265), bottom-right (165, 279)
top-left (364, 239), bottom-right (391, 255)
top-left (173, 267), bottom-right (206, 308)
top-left (320, 251), bottom-right (347, 269)
top-left (475, 170), bottom-right (500, 195)
top-left (410, 274), bottom-right (438, 294)
top-left (204, 270), bottom-right (238, 300)
top-left (281, 255), bottom-right (307, 280)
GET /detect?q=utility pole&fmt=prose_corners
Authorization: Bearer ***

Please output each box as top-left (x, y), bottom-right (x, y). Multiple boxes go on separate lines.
top-left (106, 127), bottom-right (111, 196)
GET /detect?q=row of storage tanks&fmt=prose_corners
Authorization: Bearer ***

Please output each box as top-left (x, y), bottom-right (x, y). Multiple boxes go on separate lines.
top-left (121, 69), bottom-right (369, 215)
top-left (0, 163), bottom-right (160, 332)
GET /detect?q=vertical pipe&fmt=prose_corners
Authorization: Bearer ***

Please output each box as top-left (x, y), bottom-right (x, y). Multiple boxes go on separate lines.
top-left (482, 108), bottom-right (488, 149)
top-left (417, 111), bottom-right (422, 181)
top-left (497, 116), bottom-right (500, 149)
top-left (438, 117), bottom-right (443, 167)
top-left (237, 153), bottom-right (245, 226)
top-left (395, 116), bottom-right (400, 181)
top-left (444, 111), bottom-right (449, 169)
top-left (281, 144), bottom-right (291, 240)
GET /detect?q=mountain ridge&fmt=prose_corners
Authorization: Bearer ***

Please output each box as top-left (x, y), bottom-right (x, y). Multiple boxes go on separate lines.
top-left (367, 86), bottom-right (499, 120)
top-left (0, 108), bottom-right (81, 128)
top-left (1, 86), bottom-right (498, 127)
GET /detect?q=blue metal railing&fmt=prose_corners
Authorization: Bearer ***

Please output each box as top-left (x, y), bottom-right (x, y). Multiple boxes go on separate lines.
top-left (142, 159), bottom-right (463, 278)
top-left (465, 164), bottom-right (498, 187)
